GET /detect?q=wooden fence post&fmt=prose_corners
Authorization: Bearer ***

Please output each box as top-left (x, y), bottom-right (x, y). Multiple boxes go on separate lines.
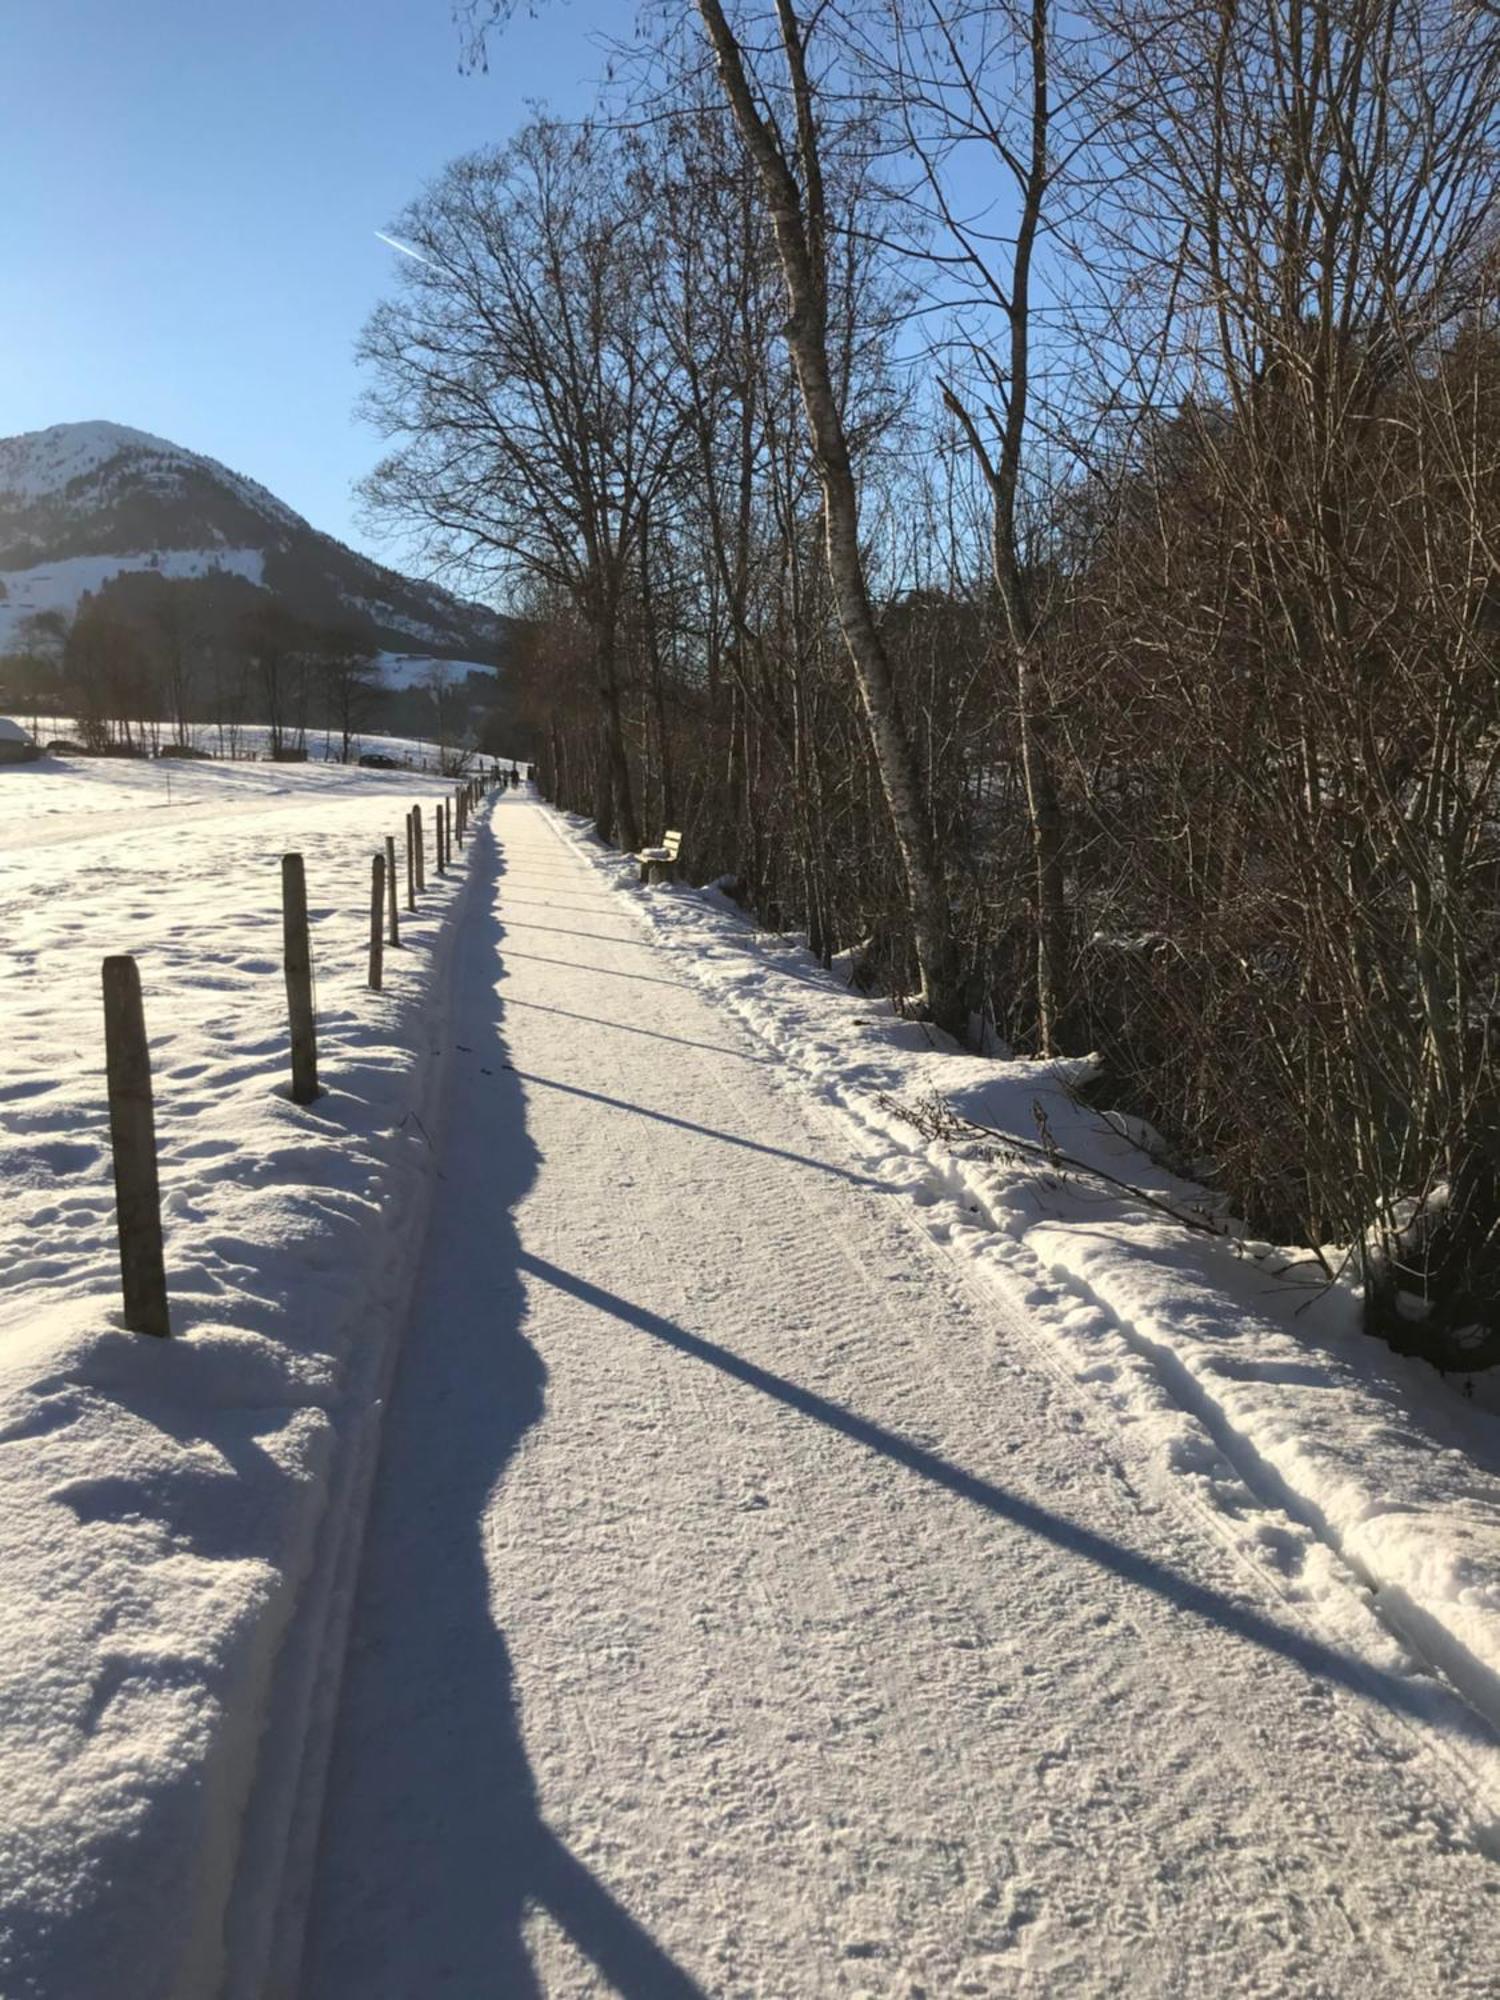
top-left (369, 854), bottom-right (385, 991)
top-left (405, 811), bottom-right (416, 912)
top-left (413, 805), bottom-right (426, 893)
top-left (282, 852), bottom-right (319, 1106)
top-left (436, 801), bottom-right (446, 875)
top-left (101, 955), bottom-right (171, 1338)
top-left (386, 833), bottom-right (400, 946)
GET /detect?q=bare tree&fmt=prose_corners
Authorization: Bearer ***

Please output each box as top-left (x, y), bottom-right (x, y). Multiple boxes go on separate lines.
top-left (856, 0), bottom-right (1103, 1050)
top-left (314, 623), bottom-right (380, 761)
top-left (245, 602), bottom-right (309, 759)
top-left (693, 0), bottom-right (965, 1032)
top-left (359, 119), bottom-right (686, 848)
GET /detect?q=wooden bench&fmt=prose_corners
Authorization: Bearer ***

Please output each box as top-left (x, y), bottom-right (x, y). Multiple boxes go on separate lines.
top-left (636, 828), bottom-right (682, 885)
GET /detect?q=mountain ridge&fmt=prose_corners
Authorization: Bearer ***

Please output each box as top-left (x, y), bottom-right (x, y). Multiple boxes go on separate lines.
top-left (0, 421), bottom-right (504, 664)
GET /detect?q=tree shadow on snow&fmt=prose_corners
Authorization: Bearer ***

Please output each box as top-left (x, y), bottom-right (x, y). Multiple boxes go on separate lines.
top-left (298, 820), bottom-right (704, 1999)
top-left (513, 1250), bottom-right (1499, 1756)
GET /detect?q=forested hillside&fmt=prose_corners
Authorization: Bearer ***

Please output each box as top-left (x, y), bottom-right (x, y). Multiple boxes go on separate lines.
top-left (0, 421), bottom-right (511, 756)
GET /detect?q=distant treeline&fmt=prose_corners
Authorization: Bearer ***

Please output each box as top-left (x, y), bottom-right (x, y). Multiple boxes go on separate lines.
top-left (0, 569), bottom-right (516, 761)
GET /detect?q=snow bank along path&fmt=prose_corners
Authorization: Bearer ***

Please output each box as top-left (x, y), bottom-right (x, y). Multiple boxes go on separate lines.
top-left (0, 756), bottom-right (480, 1998)
top-left (298, 795), bottom-right (1499, 1997)
top-left (568, 816), bottom-right (1500, 1762)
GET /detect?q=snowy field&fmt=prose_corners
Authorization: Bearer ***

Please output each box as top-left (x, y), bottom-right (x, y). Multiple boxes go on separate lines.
top-left (0, 753), bottom-right (486, 1993)
top-left (9, 721), bottom-right (493, 786)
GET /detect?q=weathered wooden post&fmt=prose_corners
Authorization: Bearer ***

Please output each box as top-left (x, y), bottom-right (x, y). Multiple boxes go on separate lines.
top-left (369, 854), bottom-right (385, 991)
top-left (101, 955), bottom-right (171, 1338)
top-left (405, 811), bottom-right (416, 912)
top-left (413, 804), bottom-right (426, 893)
top-left (282, 852), bottom-right (319, 1106)
top-left (455, 787), bottom-right (464, 848)
top-left (385, 833), bottom-right (400, 947)
top-left (436, 802), bottom-right (446, 875)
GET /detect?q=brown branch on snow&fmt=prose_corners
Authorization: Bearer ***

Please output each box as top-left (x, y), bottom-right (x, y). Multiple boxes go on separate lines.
top-left (876, 1088), bottom-right (1229, 1240)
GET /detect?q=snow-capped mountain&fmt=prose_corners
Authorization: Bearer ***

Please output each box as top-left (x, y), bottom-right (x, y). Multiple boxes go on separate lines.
top-left (0, 421), bottom-right (505, 664)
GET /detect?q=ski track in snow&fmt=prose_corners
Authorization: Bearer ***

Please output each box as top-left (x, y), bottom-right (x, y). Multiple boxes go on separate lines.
top-left (295, 797), bottom-right (1500, 1999)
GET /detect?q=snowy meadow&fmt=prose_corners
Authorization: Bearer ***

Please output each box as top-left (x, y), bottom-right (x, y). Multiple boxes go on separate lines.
top-left (0, 750), bottom-right (481, 1992)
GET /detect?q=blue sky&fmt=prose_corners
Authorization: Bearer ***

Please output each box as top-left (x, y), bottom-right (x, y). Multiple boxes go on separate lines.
top-left (4, 0), bottom-right (625, 559)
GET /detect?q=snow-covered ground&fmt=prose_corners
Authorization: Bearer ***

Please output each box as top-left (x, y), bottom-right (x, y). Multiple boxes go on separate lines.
top-left (2, 741), bottom-right (441, 838)
top-left (0, 755), bottom-right (487, 1995)
top-left (1, 737), bottom-right (491, 843)
top-left (562, 818), bottom-right (1500, 1752)
top-left (1, 777), bottom-right (1499, 1996)
top-left (298, 799), bottom-right (1500, 1997)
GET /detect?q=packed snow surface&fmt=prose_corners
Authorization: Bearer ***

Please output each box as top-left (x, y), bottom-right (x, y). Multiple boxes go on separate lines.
top-left (562, 822), bottom-right (1500, 1748)
top-left (300, 803), bottom-right (1500, 1996)
top-left (1, 779), bottom-right (1499, 1995)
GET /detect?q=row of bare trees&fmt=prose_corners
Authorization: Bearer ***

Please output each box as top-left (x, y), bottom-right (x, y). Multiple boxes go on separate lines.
top-left (378, 0), bottom-right (1500, 1368)
top-left (2, 583), bottom-right (506, 763)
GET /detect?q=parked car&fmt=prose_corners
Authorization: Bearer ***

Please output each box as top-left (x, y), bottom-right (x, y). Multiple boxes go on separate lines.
top-left (358, 752), bottom-right (401, 770)
top-left (0, 717), bottom-right (42, 764)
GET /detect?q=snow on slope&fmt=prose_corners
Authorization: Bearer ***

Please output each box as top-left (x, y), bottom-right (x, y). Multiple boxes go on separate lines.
top-left (371, 651), bottom-right (499, 692)
top-left (0, 758), bottom-right (485, 1997)
top-left (0, 422), bottom-right (503, 664)
top-left (0, 422), bottom-right (299, 530)
top-left (560, 815), bottom-right (1500, 1749)
top-left (0, 549), bottom-right (266, 652)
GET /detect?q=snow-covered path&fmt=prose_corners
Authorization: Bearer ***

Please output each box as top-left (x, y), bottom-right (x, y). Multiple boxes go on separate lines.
top-left (296, 796), bottom-right (1499, 1997)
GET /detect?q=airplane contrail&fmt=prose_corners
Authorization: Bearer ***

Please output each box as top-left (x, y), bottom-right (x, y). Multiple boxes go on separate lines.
top-left (374, 230), bottom-right (437, 268)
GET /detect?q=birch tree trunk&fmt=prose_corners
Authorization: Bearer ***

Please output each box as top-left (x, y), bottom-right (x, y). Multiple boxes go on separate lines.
top-left (696, 0), bottom-right (963, 1033)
